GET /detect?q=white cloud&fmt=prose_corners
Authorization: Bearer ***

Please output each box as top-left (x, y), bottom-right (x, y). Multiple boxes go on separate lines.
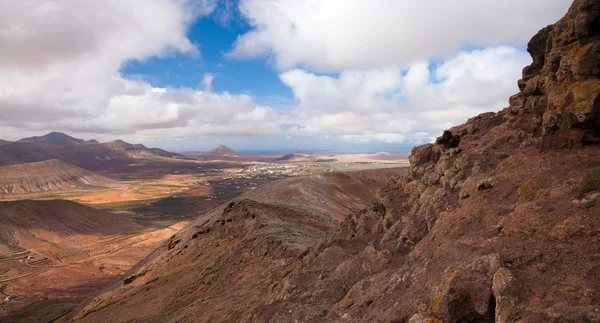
top-left (279, 46), bottom-right (531, 143)
top-left (202, 73), bottom-right (214, 91)
top-left (0, 0), bottom-right (569, 149)
top-left (0, 0), bottom-right (283, 142)
top-left (229, 0), bottom-right (570, 72)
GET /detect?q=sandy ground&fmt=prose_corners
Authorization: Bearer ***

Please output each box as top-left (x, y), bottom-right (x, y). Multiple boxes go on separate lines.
top-left (71, 174), bottom-right (223, 204)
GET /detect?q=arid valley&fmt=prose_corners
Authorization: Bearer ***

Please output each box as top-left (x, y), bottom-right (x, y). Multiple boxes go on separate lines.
top-left (0, 135), bottom-right (407, 321)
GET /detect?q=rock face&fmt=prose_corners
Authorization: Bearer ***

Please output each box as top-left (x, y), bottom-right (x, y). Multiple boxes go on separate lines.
top-left (0, 159), bottom-right (115, 194)
top-left (64, 1), bottom-right (600, 322)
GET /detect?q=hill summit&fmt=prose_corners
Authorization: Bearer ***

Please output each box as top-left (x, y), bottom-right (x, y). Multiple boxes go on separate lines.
top-left (205, 145), bottom-right (239, 157)
top-left (277, 151), bottom-right (312, 161)
top-left (17, 131), bottom-right (87, 145)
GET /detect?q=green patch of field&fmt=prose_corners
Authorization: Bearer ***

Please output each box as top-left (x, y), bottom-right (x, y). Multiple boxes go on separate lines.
top-left (35, 192), bottom-right (84, 200)
top-left (90, 200), bottom-right (154, 212)
top-left (133, 184), bottom-right (183, 195)
top-left (130, 197), bottom-right (199, 227)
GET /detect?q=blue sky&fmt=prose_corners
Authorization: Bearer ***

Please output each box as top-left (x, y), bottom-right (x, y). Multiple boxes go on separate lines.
top-left (0, 0), bottom-right (572, 153)
top-left (121, 10), bottom-right (295, 109)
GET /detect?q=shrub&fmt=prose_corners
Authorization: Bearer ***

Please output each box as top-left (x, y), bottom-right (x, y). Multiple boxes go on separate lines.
top-left (575, 169), bottom-right (600, 198)
top-left (337, 285), bottom-right (350, 302)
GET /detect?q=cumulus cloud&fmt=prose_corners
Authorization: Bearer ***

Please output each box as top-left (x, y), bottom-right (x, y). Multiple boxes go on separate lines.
top-left (0, 0), bottom-right (571, 148)
top-left (0, 0), bottom-right (282, 141)
top-left (229, 0), bottom-right (570, 71)
top-left (280, 46), bottom-right (531, 143)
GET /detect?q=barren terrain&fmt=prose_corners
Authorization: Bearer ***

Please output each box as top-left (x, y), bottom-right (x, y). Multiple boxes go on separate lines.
top-left (0, 200), bottom-right (190, 321)
top-left (0, 140), bottom-right (408, 322)
top-left (0, 160), bottom-right (116, 195)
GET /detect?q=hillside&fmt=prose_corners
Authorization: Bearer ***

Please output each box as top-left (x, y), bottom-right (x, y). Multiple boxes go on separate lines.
top-left (66, 169), bottom-right (397, 322)
top-left (0, 200), bottom-right (136, 257)
top-left (204, 145), bottom-right (239, 158)
top-left (0, 139), bottom-right (11, 146)
top-left (0, 200), bottom-right (146, 322)
top-left (17, 132), bottom-right (87, 145)
top-left (66, 1), bottom-right (599, 322)
top-left (0, 159), bottom-right (115, 195)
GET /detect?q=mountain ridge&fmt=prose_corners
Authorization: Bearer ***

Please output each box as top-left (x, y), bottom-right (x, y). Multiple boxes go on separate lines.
top-left (0, 159), bottom-right (115, 195)
top-left (0, 134), bottom-right (183, 169)
top-left (17, 132), bottom-right (87, 145)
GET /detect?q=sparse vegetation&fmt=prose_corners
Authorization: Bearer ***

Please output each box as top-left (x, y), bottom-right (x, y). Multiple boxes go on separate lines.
top-left (585, 200), bottom-right (597, 208)
top-left (574, 169), bottom-right (600, 198)
top-left (91, 200), bottom-right (153, 212)
top-left (517, 185), bottom-right (531, 198)
top-left (337, 285), bottom-right (350, 302)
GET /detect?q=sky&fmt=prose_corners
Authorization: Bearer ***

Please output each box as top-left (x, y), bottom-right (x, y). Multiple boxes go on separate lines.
top-left (0, 0), bottom-right (572, 153)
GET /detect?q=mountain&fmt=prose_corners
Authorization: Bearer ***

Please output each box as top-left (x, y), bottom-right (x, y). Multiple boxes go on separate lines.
top-left (277, 152), bottom-right (338, 163)
top-left (204, 145), bottom-right (239, 158)
top-left (0, 139), bottom-right (11, 146)
top-left (17, 131), bottom-right (87, 145)
top-left (0, 159), bottom-right (115, 195)
top-left (277, 151), bottom-right (312, 161)
top-left (65, 1), bottom-right (600, 322)
top-left (0, 137), bottom-right (183, 170)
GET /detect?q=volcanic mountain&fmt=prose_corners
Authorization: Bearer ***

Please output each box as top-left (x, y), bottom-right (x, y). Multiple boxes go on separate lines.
top-left (0, 159), bottom-right (115, 195)
top-left (203, 145), bottom-right (239, 158)
top-left (277, 151), bottom-right (312, 161)
top-left (0, 136), bottom-right (183, 170)
top-left (65, 1), bottom-right (599, 322)
top-left (17, 132), bottom-right (87, 145)
top-left (278, 151), bottom-right (338, 163)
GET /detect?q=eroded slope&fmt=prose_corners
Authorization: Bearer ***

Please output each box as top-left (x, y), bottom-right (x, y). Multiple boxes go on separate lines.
top-left (0, 159), bottom-right (115, 195)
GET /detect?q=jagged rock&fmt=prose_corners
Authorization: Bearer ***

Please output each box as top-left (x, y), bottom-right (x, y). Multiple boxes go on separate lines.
top-left (430, 254), bottom-right (501, 322)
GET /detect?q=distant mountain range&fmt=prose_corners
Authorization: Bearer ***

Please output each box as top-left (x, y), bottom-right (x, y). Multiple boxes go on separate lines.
top-left (17, 131), bottom-right (93, 145)
top-left (0, 132), bottom-right (183, 170)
